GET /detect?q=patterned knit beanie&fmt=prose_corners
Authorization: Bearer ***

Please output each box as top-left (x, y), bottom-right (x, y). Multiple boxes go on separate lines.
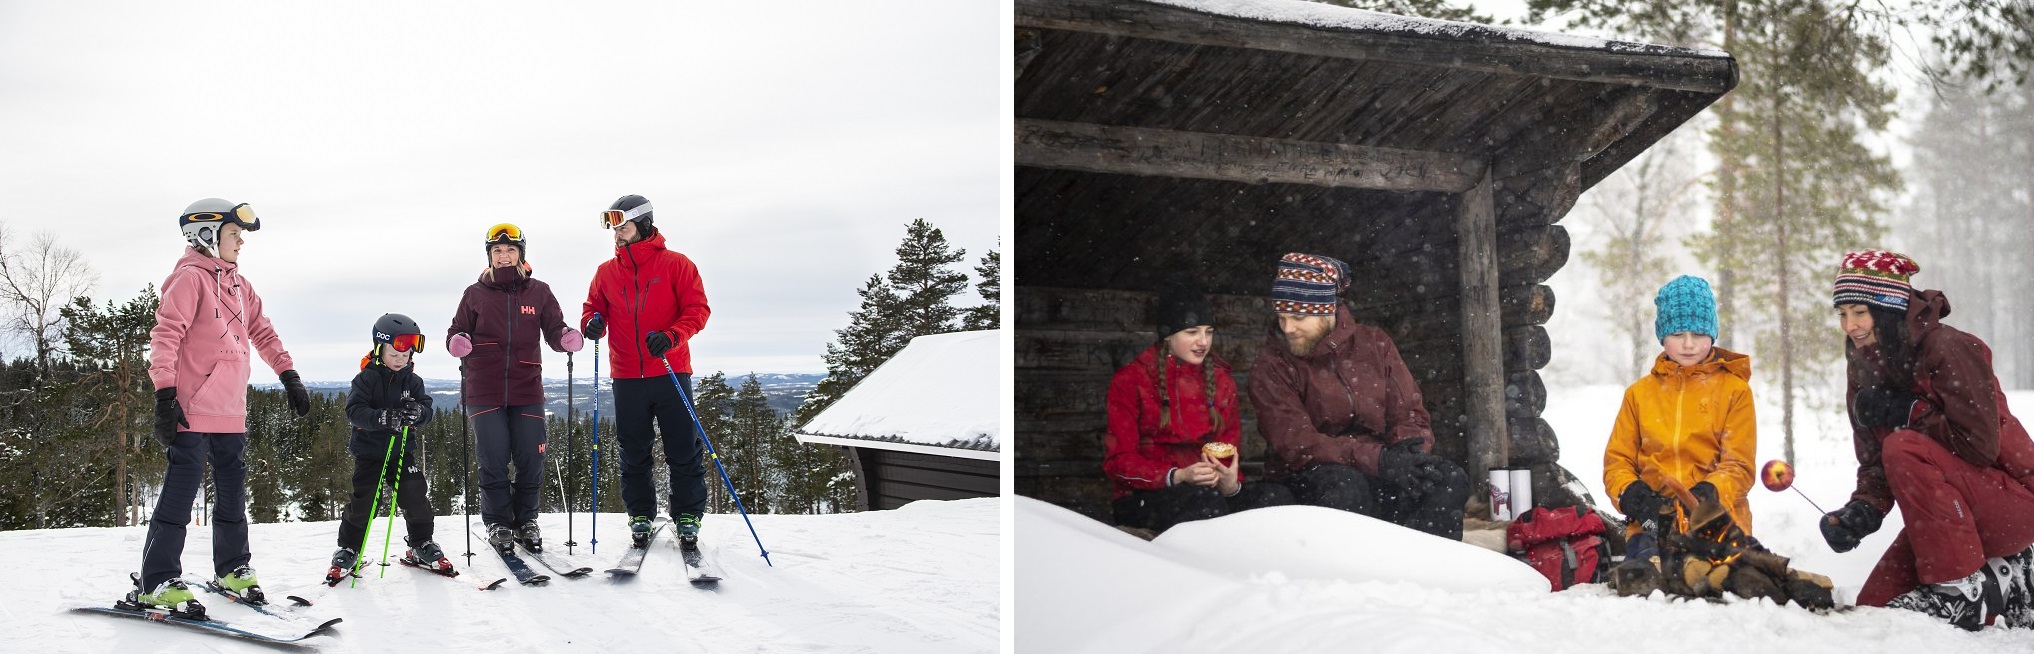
top-left (1833, 249), bottom-right (1920, 312)
top-left (1653, 275), bottom-right (1718, 343)
top-left (1271, 253), bottom-right (1349, 316)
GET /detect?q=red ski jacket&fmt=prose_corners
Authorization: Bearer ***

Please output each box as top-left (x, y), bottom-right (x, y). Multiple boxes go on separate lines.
top-left (1103, 343), bottom-right (1244, 499)
top-left (581, 231), bottom-right (711, 378)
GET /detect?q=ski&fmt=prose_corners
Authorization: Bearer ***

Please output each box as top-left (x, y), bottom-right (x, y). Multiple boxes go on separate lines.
top-left (517, 543), bottom-right (594, 578)
top-left (681, 545), bottom-right (722, 586)
top-left (74, 603), bottom-right (341, 646)
top-left (606, 518), bottom-right (670, 578)
top-left (493, 545), bottom-right (551, 585)
top-left (192, 578), bottom-right (313, 621)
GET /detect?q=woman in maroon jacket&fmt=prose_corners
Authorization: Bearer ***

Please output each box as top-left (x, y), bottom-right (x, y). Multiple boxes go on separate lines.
top-left (447, 223), bottom-right (582, 554)
top-left (1104, 282), bottom-right (1290, 535)
top-left (1822, 250), bottom-right (2034, 630)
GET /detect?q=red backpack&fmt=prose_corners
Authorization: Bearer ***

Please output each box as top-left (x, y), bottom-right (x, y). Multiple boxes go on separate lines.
top-left (1505, 505), bottom-right (1611, 591)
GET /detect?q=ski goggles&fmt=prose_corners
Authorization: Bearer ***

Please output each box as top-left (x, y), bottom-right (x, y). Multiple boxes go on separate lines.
top-left (486, 223), bottom-right (524, 243)
top-left (599, 202), bottom-right (653, 229)
top-left (387, 333), bottom-right (426, 353)
top-left (180, 203), bottom-right (261, 231)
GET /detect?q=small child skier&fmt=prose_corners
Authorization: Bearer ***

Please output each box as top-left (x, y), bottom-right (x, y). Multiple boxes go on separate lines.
top-left (327, 314), bottom-right (453, 584)
top-left (1602, 276), bottom-right (1759, 575)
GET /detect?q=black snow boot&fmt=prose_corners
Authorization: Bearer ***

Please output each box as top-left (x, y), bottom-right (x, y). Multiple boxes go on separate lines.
top-left (1988, 545), bottom-right (2034, 629)
top-left (487, 524), bottom-right (516, 555)
top-left (1886, 568), bottom-right (2004, 631)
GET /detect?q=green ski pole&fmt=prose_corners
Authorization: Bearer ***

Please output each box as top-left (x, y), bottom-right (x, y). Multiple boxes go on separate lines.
top-left (377, 425), bottom-right (413, 578)
top-left (352, 424), bottom-right (400, 588)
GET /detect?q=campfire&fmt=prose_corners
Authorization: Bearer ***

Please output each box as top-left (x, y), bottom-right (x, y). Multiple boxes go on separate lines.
top-left (1611, 478), bottom-right (1836, 610)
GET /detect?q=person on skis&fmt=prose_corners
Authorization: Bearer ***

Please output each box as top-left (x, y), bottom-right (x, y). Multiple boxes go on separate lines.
top-left (135, 198), bottom-right (313, 615)
top-left (448, 224), bottom-right (582, 555)
top-left (581, 195), bottom-right (712, 549)
top-left (328, 314), bottom-right (448, 584)
top-left (1823, 250), bottom-right (2034, 630)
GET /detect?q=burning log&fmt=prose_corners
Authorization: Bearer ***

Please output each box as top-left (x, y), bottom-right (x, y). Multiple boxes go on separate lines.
top-left (1611, 478), bottom-right (1837, 610)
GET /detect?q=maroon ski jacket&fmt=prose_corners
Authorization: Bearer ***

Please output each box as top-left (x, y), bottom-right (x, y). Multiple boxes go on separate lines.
top-left (1247, 303), bottom-right (1434, 478)
top-left (450, 265), bottom-right (570, 407)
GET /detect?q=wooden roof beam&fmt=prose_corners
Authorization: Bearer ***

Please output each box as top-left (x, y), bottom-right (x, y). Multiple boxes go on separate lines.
top-left (1016, 118), bottom-right (1487, 193)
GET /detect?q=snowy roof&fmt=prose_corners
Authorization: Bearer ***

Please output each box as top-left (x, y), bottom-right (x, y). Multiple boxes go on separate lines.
top-left (797, 330), bottom-right (1001, 460)
top-left (1147, 0), bottom-right (1727, 57)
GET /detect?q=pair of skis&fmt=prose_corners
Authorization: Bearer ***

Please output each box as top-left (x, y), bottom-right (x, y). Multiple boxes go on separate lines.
top-left (605, 517), bottom-right (721, 586)
top-left (72, 573), bottom-right (342, 647)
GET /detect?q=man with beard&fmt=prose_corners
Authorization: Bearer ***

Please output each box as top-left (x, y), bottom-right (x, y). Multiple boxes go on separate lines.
top-left (1247, 253), bottom-right (1470, 539)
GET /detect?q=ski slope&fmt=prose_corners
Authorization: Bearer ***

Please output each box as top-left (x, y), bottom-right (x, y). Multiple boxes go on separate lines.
top-left (20, 498), bottom-right (998, 653)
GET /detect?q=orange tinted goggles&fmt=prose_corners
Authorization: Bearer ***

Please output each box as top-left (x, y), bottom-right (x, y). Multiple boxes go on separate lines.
top-left (599, 202), bottom-right (652, 229)
top-left (388, 333), bottom-right (426, 353)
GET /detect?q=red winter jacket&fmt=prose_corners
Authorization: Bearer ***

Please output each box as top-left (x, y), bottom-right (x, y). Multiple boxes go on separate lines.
top-left (1247, 303), bottom-right (1434, 478)
top-left (581, 231), bottom-right (710, 378)
top-left (1103, 344), bottom-right (1243, 499)
top-left (449, 266), bottom-right (570, 407)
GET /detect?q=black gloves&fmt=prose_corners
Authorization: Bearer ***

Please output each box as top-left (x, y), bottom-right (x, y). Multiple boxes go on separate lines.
top-left (280, 370), bottom-right (311, 417)
top-left (378, 401), bottom-right (429, 431)
top-left (646, 330), bottom-right (675, 358)
top-left (1619, 481), bottom-right (1672, 527)
top-left (377, 408), bottom-right (405, 431)
top-left (399, 400), bottom-right (428, 426)
top-left (153, 387), bottom-right (187, 447)
top-left (1821, 500), bottom-right (1884, 553)
top-left (584, 314), bottom-right (606, 341)
top-left (1852, 386), bottom-right (1919, 429)
top-left (1377, 440), bottom-right (1445, 496)
top-left (1690, 481), bottom-right (1719, 506)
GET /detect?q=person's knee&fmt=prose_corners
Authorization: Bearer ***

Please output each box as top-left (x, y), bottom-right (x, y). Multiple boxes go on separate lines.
top-left (1298, 464), bottom-right (1375, 514)
top-left (1431, 460), bottom-right (1471, 506)
top-left (1881, 429), bottom-right (1938, 468)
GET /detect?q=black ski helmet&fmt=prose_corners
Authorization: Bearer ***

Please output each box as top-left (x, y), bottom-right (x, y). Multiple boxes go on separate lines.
top-left (372, 313), bottom-right (423, 345)
top-left (484, 223), bottom-right (526, 260)
top-left (608, 194), bottom-right (654, 235)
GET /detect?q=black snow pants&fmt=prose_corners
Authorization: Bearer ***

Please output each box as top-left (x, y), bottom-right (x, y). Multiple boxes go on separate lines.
top-left (611, 375), bottom-right (709, 521)
top-left (1113, 481), bottom-right (1296, 534)
top-left (1284, 461), bottom-right (1471, 540)
top-left (336, 453), bottom-right (434, 550)
top-left (473, 404), bottom-right (546, 528)
top-left (140, 432), bottom-right (250, 591)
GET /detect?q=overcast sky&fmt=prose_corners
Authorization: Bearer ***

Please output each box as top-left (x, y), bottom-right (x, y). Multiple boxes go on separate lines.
top-left (0, 1), bottom-right (1001, 383)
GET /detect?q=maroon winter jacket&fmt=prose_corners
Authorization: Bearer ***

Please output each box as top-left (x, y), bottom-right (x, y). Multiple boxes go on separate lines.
top-left (450, 265), bottom-right (570, 407)
top-left (581, 231), bottom-right (710, 378)
top-left (1103, 344), bottom-right (1243, 499)
top-left (1248, 303), bottom-right (1434, 478)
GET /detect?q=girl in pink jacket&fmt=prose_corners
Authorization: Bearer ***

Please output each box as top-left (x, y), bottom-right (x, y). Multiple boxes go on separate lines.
top-left (129, 198), bottom-right (311, 618)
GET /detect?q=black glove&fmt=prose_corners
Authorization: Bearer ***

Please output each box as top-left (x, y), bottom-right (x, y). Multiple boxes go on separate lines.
top-left (1690, 481), bottom-right (1719, 506)
top-left (646, 330), bottom-right (675, 358)
top-left (584, 314), bottom-right (606, 341)
top-left (1619, 481), bottom-right (1671, 527)
top-left (377, 408), bottom-right (405, 431)
top-left (398, 400), bottom-right (428, 426)
top-left (1377, 440), bottom-right (1442, 496)
top-left (1821, 500), bottom-right (1884, 553)
top-left (280, 369), bottom-right (311, 417)
top-left (153, 387), bottom-right (188, 447)
top-left (1852, 386), bottom-right (1919, 429)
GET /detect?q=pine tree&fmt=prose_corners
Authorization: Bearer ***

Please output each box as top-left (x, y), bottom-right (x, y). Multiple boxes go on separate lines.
top-left (693, 372), bottom-right (738, 513)
top-left (729, 374), bottom-right (781, 513)
top-left (965, 248), bottom-right (1001, 331)
top-left (797, 220), bottom-right (971, 425)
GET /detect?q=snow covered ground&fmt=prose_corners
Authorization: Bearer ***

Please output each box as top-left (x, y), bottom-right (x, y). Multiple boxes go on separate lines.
top-left (18, 498), bottom-right (998, 653)
top-left (1015, 386), bottom-right (2034, 653)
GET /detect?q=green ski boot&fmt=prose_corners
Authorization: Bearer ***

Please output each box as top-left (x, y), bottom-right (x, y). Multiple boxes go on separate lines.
top-left (128, 576), bottom-right (205, 619)
top-left (629, 515), bottom-right (654, 547)
top-left (676, 512), bottom-right (703, 551)
top-left (215, 565), bottom-right (266, 604)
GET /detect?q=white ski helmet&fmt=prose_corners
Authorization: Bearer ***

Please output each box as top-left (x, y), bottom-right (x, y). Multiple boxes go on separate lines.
top-left (179, 197), bottom-right (261, 252)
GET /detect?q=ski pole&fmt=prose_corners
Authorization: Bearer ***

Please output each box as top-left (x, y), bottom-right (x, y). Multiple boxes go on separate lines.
top-left (590, 331), bottom-right (601, 554)
top-left (461, 364), bottom-right (474, 565)
top-left (662, 359), bottom-right (772, 567)
top-left (564, 351), bottom-right (577, 552)
top-left (377, 425), bottom-right (412, 578)
top-left (353, 422), bottom-right (401, 588)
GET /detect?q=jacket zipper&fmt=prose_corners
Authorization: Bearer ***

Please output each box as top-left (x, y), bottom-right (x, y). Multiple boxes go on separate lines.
top-left (503, 285), bottom-right (514, 408)
top-left (626, 243), bottom-right (647, 377)
top-left (1672, 370), bottom-right (1686, 488)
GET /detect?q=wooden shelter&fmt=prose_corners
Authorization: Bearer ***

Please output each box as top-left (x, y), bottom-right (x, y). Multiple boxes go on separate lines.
top-left (1014, 0), bottom-right (1738, 522)
top-left (797, 330), bottom-right (1001, 510)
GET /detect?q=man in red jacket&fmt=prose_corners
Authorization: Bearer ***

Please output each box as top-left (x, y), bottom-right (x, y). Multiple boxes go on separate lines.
top-left (583, 194), bottom-right (713, 548)
top-left (1248, 253), bottom-right (1470, 540)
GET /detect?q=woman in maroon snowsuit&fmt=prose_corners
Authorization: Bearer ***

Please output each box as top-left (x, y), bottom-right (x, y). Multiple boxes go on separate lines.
top-left (1104, 282), bottom-right (1290, 534)
top-left (1823, 250), bottom-right (2034, 630)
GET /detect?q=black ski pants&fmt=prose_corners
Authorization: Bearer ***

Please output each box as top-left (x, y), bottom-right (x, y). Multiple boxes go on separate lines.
top-left (1113, 481), bottom-right (1296, 534)
top-left (473, 404), bottom-right (546, 529)
top-left (611, 375), bottom-right (708, 521)
top-left (140, 432), bottom-right (250, 591)
top-left (1284, 461), bottom-right (1471, 540)
top-left (336, 452), bottom-right (434, 551)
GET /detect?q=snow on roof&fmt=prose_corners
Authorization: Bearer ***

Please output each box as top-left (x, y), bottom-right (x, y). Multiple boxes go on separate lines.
top-left (1149, 0), bottom-right (1730, 58)
top-left (797, 330), bottom-right (1001, 458)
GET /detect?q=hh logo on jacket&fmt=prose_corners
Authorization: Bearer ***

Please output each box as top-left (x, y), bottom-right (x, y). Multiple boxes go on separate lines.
top-left (520, 306), bottom-right (536, 315)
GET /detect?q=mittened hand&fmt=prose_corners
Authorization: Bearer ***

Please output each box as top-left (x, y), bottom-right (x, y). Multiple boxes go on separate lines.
top-left (1690, 481), bottom-right (1720, 506)
top-left (153, 387), bottom-right (187, 447)
top-left (377, 408), bottom-right (405, 431)
top-left (583, 315), bottom-right (606, 341)
top-left (449, 333), bottom-right (474, 358)
top-left (561, 329), bottom-right (584, 353)
top-left (399, 400), bottom-right (428, 426)
top-left (1618, 481), bottom-right (1671, 525)
top-left (1377, 440), bottom-right (1438, 496)
top-left (280, 369), bottom-right (311, 417)
top-left (1821, 500), bottom-right (1885, 553)
top-left (646, 330), bottom-right (676, 358)
top-left (1852, 386), bottom-right (1920, 429)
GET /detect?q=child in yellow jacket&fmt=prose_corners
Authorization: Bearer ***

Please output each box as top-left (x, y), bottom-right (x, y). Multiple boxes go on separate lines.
top-left (1604, 275), bottom-right (1759, 562)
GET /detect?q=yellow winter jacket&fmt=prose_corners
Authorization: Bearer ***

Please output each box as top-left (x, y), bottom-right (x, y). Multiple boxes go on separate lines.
top-left (1603, 347), bottom-right (1758, 536)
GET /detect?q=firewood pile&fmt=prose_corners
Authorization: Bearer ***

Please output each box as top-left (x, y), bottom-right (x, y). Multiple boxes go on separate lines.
top-left (1610, 480), bottom-right (1836, 610)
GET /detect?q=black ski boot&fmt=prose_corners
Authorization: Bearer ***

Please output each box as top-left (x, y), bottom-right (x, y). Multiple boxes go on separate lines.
top-left (1989, 545), bottom-right (2034, 629)
top-left (326, 548), bottom-right (359, 587)
top-left (1886, 568), bottom-right (2003, 631)
top-left (629, 515), bottom-right (653, 548)
top-left (517, 521), bottom-right (543, 553)
top-left (487, 524), bottom-right (517, 556)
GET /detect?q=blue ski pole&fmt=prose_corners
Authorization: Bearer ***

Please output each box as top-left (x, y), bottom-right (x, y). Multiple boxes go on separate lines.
top-left (662, 359), bottom-right (772, 566)
top-left (589, 321), bottom-right (602, 554)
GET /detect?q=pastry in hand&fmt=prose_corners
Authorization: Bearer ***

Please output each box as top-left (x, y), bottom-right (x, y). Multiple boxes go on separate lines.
top-left (1202, 441), bottom-right (1237, 461)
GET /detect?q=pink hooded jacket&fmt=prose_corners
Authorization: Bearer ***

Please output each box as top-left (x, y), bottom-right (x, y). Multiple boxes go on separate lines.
top-left (148, 247), bottom-right (296, 434)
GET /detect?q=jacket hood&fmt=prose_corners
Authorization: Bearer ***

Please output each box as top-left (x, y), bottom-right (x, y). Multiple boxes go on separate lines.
top-left (1649, 346), bottom-right (1751, 383)
top-left (616, 231), bottom-right (669, 269)
top-left (478, 262), bottom-right (532, 290)
top-left (176, 247), bottom-right (235, 275)
top-left (1905, 289), bottom-right (1952, 343)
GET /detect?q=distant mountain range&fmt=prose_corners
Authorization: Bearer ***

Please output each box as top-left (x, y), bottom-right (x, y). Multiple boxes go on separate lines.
top-left (268, 372), bottom-right (827, 418)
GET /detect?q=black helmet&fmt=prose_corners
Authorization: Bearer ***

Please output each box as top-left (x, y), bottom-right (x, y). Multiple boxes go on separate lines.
top-left (372, 313), bottom-right (426, 354)
top-left (484, 223), bottom-right (526, 259)
top-left (605, 195), bottom-right (654, 234)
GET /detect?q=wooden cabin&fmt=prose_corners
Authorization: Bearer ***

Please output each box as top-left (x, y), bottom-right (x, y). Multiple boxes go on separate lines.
top-left (1014, 0), bottom-right (1737, 522)
top-left (797, 330), bottom-right (1001, 510)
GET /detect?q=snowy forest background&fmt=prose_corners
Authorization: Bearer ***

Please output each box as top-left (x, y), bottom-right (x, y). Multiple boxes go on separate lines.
top-left (0, 218), bottom-right (998, 530)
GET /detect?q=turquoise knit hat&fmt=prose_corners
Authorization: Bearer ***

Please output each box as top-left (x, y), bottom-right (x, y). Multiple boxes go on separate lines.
top-left (1654, 275), bottom-right (1718, 343)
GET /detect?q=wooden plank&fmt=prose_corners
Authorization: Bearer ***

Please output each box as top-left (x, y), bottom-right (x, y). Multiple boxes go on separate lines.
top-left (1017, 118), bottom-right (1486, 193)
top-left (871, 479), bottom-right (994, 504)
top-left (870, 449), bottom-right (1000, 475)
top-left (1459, 170), bottom-right (1508, 481)
top-left (1015, 0), bottom-right (1738, 94)
top-left (878, 464), bottom-right (999, 496)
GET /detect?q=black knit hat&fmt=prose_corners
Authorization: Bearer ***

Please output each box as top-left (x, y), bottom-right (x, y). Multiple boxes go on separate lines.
top-left (1154, 280), bottom-right (1214, 338)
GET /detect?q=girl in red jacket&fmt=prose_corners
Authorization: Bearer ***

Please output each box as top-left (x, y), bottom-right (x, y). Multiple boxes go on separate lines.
top-left (1822, 250), bottom-right (2034, 629)
top-left (1104, 282), bottom-right (1291, 535)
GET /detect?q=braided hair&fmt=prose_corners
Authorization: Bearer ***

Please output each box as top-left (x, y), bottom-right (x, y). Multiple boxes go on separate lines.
top-left (1153, 336), bottom-right (1222, 437)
